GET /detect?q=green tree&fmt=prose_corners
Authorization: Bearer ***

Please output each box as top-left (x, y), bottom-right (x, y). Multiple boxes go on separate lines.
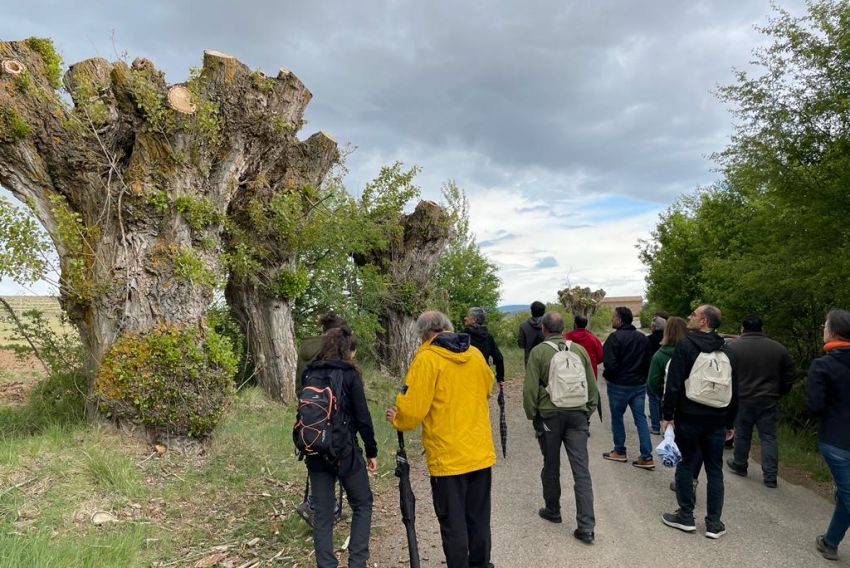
top-left (433, 181), bottom-right (501, 328)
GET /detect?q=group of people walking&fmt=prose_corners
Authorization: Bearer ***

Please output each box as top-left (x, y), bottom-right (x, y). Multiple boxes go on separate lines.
top-left (293, 303), bottom-right (850, 567)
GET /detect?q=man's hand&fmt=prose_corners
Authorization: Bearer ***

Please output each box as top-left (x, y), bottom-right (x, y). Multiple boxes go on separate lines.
top-left (385, 407), bottom-right (397, 423)
top-left (661, 420), bottom-right (674, 433)
top-left (366, 457), bottom-right (378, 472)
top-left (725, 428), bottom-right (735, 442)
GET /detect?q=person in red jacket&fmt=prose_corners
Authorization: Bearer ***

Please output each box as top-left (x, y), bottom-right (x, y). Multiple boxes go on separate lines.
top-left (564, 315), bottom-right (603, 378)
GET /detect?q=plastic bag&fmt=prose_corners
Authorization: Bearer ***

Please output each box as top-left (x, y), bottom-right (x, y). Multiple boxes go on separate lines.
top-left (655, 424), bottom-right (681, 468)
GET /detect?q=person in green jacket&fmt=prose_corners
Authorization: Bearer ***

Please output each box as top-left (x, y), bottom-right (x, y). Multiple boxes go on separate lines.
top-left (523, 311), bottom-right (598, 544)
top-left (647, 316), bottom-right (688, 400)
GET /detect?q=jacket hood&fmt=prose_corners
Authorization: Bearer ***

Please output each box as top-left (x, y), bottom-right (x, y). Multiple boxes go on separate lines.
top-left (687, 331), bottom-right (726, 353)
top-left (464, 325), bottom-right (491, 341)
top-left (425, 332), bottom-right (474, 362)
top-left (827, 346), bottom-right (850, 360)
top-left (526, 317), bottom-right (542, 329)
top-left (306, 359), bottom-right (355, 371)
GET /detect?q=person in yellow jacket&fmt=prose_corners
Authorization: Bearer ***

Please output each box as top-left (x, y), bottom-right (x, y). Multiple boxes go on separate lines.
top-left (386, 310), bottom-right (496, 568)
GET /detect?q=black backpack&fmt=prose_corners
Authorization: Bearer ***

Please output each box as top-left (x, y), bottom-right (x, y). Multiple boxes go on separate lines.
top-left (293, 367), bottom-right (352, 463)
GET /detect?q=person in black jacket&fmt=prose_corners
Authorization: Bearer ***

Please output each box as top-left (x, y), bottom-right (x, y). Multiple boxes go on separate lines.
top-left (304, 328), bottom-right (378, 568)
top-left (518, 301), bottom-right (546, 366)
top-left (725, 315), bottom-right (796, 487)
top-left (463, 307), bottom-right (505, 382)
top-left (661, 304), bottom-right (738, 540)
top-left (602, 306), bottom-right (654, 469)
top-left (808, 309), bottom-right (850, 561)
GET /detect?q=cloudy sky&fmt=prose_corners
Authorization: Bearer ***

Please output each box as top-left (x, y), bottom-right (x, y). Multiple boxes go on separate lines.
top-left (0, 1), bottom-right (805, 304)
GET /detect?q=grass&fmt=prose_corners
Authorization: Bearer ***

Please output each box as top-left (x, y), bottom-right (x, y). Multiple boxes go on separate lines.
top-left (0, 356), bottom-right (404, 567)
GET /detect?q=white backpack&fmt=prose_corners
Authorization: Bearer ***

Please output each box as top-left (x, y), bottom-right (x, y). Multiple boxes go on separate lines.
top-left (685, 351), bottom-right (733, 408)
top-left (543, 341), bottom-right (588, 408)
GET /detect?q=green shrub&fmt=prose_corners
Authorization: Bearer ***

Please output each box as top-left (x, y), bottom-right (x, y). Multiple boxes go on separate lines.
top-left (94, 324), bottom-right (237, 438)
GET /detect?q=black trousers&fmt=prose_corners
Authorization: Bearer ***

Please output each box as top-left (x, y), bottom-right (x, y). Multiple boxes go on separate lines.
top-left (308, 454), bottom-right (373, 568)
top-left (430, 467), bottom-right (492, 568)
top-left (674, 420), bottom-right (725, 524)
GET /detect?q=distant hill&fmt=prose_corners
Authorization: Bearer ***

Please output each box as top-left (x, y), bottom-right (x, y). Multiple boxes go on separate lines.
top-left (498, 304), bottom-right (528, 314)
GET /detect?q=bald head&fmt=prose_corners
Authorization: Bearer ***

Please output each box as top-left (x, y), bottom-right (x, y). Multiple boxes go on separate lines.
top-left (541, 312), bottom-right (564, 335)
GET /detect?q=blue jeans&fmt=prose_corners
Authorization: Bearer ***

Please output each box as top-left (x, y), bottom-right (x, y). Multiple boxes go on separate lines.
top-left (820, 442), bottom-right (850, 548)
top-left (647, 391), bottom-right (661, 432)
top-left (606, 383), bottom-right (653, 460)
top-left (675, 420), bottom-right (725, 524)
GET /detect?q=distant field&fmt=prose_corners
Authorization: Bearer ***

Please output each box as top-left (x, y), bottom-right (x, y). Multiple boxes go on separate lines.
top-left (0, 296), bottom-right (73, 347)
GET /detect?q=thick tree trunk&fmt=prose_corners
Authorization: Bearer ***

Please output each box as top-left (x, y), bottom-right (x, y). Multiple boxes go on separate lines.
top-left (225, 280), bottom-right (298, 401)
top-left (0, 41), bottom-right (335, 400)
top-left (377, 309), bottom-right (418, 377)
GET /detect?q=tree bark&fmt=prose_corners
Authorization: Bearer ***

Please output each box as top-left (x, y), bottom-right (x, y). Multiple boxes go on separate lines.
top-left (0, 41), bottom-right (335, 400)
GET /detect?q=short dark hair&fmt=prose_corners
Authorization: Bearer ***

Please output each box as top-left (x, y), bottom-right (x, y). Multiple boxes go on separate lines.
top-left (654, 310), bottom-right (670, 319)
top-left (826, 308), bottom-right (850, 341)
top-left (701, 305), bottom-right (722, 330)
top-left (319, 313), bottom-right (347, 332)
top-left (574, 315), bottom-right (588, 329)
top-left (530, 301), bottom-right (545, 318)
top-left (541, 312), bottom-right (564, 334)
top-left (614, 306), bottom-right (633, 325)
top-left (741, 315), bottom-right (763, 332)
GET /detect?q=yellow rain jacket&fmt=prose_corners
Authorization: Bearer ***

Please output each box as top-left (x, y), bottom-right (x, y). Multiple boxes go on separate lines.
top-left (392, 332), bottom-right (496, 477)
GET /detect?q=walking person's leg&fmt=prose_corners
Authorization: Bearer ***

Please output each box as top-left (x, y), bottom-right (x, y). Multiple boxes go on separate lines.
top-left (563, 411), bottom-right (595, 538)
top-left (647, 390), bottom-right (661, 434)
top-left (431, 473), bottom-right (470, 568)
top-left (626, 385), bottom-right (653, 461)
top-left (730, 403), bottom-right (756, 474)
top-left (701, 424), bottom-right (727, 535)
top-left (819, 443), bottom-right (850, 552)
top-left (465, 468), bottom-right (493, 568)
top-left (605, 383), bottom-right (629, 458)
top-left (309, 467), bottom-right (340, 568)
top-left (673, 422), bottom-right (699, 522)
top-left (338, 457), bottom-right (373, 568)
top-left (757, 403), bottom-right (780, 486)
top-left (540, 414), bottom-right (566, 517)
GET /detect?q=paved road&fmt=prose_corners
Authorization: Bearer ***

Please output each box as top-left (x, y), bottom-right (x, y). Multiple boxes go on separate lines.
top-left (372, 378), bottom-right (845, 567)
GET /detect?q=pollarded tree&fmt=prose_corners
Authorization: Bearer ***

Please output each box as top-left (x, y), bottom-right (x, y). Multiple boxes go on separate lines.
top-left (557, 286), bottom-right (606, 319)
top-left (352, 164), bottom-right (453, 375)
top-left (0, 39), bottom-right (336, 426)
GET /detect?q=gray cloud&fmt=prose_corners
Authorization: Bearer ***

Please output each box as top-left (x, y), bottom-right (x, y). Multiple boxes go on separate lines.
top-left (535, 256), bottom-right (559, 269)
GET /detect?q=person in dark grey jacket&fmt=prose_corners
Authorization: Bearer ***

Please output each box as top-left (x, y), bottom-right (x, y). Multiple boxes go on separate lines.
top-left (462, 307), bottom-right (505, 383)
top-left (518, 301), bottom-right (546, 366)
top-left (602, 306), bottom-right (653, 469)
top-left (725, 315), bottom-right (796, 487)
top-left (808, 309), bottom-right (850, 561)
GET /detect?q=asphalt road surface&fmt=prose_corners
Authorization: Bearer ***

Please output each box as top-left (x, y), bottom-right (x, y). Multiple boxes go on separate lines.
top-left (372, 378), bottom-right (844, 567)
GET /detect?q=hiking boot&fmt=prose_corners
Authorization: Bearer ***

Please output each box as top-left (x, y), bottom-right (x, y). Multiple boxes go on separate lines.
top-left (632, 457), bottom-right (655, 470)
top-left (764, 479), bottom-right (778, 488)
top-left (705, 521), bottom-right (727, 539)
top-left (538, 507), bottom-right (562, 524)
top-left (726, 458), bottom-right (747, 477)
top-left (817, 535), bottom-right (839, 561)
top-left (661, 510), bottom-right (696, 533)
top-left (573, 529), bottom-right (594, 545)
top-left (603, 450), bottom-right (627, 462)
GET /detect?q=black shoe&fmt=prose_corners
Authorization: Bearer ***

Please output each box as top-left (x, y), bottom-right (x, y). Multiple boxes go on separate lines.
top-left (705, 521), bottom-right (727, 539)
top-left (573, 529), bottom-right (594, 544)
top-left (724, 439), bottom-right (734, 450)
top-left (661, 510), bottom-right (696, 533)
top-left (726, 458), bottom-right (747, 477)
top-left (538, 507), bottom-right (562, 524)
top-left (764, 479), bottom-right (777, 488)
top-left (817, 535), bottom-right (839, 561)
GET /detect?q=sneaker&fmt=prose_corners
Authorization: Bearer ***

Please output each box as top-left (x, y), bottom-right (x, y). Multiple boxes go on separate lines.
top-left (603, 450), bottom-right (627, 462)
top-left (764, 479), bottom-right (777, 489)
top-left (726, 458), bottom-right (747, 477)
top-left (573, 529), bottom-right (594, 545)
top-left (295, 500), bottom-right (315, 527)
top-left (632, 457), bottom-right (655, 470)
top-left (661, 510), bottom-right (696, 533)
top-left (816, 535), bottom-right (839, 561)
top-left (705, 521), bottom-right (727, 539)
top-left (538, 507), bottom-right (562, 524)
top-left (651, 429), bottom-right (662, 436)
